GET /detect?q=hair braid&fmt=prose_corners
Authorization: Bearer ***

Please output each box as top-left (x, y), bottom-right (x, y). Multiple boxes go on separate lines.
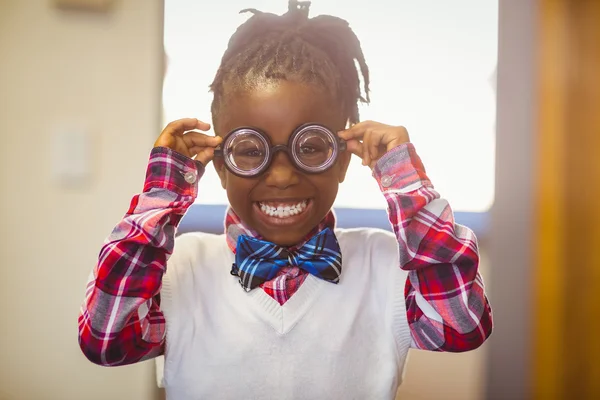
top-left (210, 0), bottom-right (370, 126)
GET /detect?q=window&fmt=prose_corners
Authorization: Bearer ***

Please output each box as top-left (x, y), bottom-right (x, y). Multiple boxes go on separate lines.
top-left (163, 0), bottom-right (497, 213)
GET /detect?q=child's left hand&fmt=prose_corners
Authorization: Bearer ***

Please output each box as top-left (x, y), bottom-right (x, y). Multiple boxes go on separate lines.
top-left (338, 121), bottom-right (410, 169)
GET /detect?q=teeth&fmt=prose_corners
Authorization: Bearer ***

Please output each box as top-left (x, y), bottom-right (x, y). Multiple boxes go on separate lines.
top-left (258, 200), bottom-right (308, 218)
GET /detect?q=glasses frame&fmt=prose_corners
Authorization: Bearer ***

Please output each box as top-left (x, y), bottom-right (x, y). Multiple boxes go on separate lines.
top-left (214, 123), bottom-right (347, 178)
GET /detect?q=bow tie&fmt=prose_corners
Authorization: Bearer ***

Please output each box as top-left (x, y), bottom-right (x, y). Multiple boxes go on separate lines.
top-left (231, 228), bottom-right (342, 292)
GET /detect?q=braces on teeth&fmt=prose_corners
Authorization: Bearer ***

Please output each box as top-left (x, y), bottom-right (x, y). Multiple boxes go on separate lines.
top-left (259, 200), bottom-right (308, 218)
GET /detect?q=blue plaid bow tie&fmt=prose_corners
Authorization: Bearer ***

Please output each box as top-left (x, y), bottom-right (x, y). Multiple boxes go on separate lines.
top-left (231, 228), bottom-right (342, 292)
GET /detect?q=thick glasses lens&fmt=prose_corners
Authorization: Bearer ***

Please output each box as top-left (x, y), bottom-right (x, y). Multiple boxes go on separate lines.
top-left (292, 125), bottom-right (337, 172)
top-left (224, 129), bottom-right (269, 175)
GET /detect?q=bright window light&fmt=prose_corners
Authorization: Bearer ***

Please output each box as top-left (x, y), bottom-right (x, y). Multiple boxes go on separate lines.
top-left (163, 0), bottom-right (497, 212)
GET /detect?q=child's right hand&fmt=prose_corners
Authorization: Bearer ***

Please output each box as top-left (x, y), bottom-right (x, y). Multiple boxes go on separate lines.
top-left (154, 118), bottom-right (223, 165)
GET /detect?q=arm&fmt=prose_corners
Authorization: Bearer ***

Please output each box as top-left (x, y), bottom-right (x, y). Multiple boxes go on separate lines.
top-left (373, 143), bottom-right (492, 352)
top-left (78, 147), bottom-right (202, 365)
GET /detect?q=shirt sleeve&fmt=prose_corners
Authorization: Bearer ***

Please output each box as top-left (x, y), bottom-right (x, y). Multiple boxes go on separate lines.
top-left (373, 143), bottom-right (493, 352)
top-left (78, 147), bottom-right (203, 366)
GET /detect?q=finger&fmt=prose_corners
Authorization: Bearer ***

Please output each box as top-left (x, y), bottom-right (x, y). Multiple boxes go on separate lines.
top-left (164, 118), bottom-right (211, 137)
top-left (344, 139), bottom-right (364, 159)
top-left (337, 120), bottom-right (377, 140)
top-left (182, 131), bottom-right (222, 149)
top-left (362, 130), bottom-right (372, 166)
top-left (194, 119), bottom-right (211, 131)
top-left (369, 129), bottom-right (384, 161)
top-left (194, 147), bottom-right (216, 166)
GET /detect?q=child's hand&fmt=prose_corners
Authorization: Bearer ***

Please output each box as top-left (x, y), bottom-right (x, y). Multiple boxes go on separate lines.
top-left (154, 118), bottom-right (223, 165)
top-left (338, 121), bottom-right (410, 169)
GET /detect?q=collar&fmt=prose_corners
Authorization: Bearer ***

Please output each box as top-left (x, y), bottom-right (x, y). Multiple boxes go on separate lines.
top-left (224, 206), bottom-right (337, 253)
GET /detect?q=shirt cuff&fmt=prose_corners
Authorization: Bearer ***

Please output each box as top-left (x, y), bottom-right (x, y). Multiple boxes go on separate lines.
top-left (372, 143), bottom-right (432, 192)
top-left (143, 147), bottom-right (205, 198)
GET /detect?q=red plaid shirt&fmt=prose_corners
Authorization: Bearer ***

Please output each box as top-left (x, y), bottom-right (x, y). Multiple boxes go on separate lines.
top-left (78, 144), bottom-right (492, 366)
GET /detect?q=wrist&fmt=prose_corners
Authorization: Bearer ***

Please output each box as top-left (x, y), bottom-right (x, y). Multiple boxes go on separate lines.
top-left (143, 147), bottom-right (205, 198)
top-left (372, 143), bottom-right (431, 191)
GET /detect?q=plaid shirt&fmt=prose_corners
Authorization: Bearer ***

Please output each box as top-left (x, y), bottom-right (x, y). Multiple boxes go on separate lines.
top-left (78, 144), bottom-right (492, 366)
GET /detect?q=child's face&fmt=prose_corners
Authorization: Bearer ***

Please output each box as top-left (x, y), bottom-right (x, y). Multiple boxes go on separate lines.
top-left (214, 81), bottom-right (351, 246)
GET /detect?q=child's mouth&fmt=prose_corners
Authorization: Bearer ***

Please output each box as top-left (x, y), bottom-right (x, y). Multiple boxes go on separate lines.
top-left (252, 198), bottom-right (314, 228)
top-left (257, 199), bottom-right (310, 218)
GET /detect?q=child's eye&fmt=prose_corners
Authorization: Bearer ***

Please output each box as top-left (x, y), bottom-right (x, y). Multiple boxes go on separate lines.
top-left (235, 148), bottom-right (264, 157)
top-left (299, 145), bottom-right (326, 155)
top-left (299, 146), bottom-right (317, 154)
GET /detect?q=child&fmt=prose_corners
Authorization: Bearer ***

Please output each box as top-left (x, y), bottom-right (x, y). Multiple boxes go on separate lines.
top-left (78, 2), bottom-right (492, 399)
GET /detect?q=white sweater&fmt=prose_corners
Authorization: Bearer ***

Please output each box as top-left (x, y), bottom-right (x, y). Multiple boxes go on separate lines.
top-left (157, 227), bottom-right (412, 400)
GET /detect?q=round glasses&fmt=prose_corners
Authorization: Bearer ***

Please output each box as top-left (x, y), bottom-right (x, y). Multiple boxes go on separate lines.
top-left (214, 124), bottom-right (346, 177)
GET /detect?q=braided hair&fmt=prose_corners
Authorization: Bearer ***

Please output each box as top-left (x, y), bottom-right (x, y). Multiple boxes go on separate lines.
top-left (209, 0), bottom-right (370, 128)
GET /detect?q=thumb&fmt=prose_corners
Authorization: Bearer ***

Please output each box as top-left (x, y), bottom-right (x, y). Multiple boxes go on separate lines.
top-left (194, 147), bottom-right (216, 166)
top-left (345, 139), bottom-right (364, 160)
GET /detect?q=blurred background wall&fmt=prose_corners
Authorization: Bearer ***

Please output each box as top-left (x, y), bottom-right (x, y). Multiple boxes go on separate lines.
top-left (488, 1), bottom-right (600, 399)
top-left (531, 1), bottom-right (600, 399)
top-left (486, 0), bottom-right (536, 398)
top-left (0, 0), bottom-right (164, 399)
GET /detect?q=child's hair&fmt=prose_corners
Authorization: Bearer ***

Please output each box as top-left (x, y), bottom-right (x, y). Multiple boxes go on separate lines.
top-left (209, 0), bottom-right (371, 127)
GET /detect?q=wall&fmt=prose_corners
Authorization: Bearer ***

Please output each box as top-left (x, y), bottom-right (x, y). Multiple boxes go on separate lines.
top-left (0, 0), bottom-right (164, 399)
top-left (485, 0), bottom-right (537, 399)
top-left (533, 0), bottom-right (600, 398)
top-left (487, 0), bottom-right (600, 398)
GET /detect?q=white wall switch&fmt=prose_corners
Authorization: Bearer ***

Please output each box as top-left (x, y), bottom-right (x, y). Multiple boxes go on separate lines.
top-left (52, 128), bottom-right (92, 187)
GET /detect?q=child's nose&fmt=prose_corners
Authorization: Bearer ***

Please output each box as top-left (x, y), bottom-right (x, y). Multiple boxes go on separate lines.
top-left (264, 151), bottom-right (300, 189)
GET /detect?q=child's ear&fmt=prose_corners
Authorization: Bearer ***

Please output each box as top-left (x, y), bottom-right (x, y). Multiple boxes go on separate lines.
top-left (213, 158), bottom-right (227, 189)
top-left (336, 150), bottom-right (352, 183)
